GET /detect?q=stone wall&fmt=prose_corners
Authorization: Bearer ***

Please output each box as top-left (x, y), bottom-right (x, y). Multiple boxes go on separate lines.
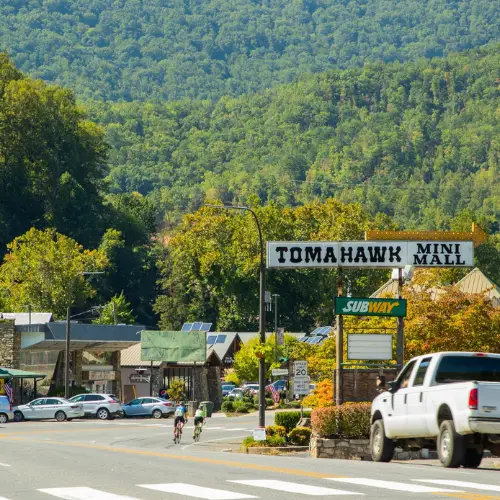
top-left (333, 368), bottom-right (398, 402)
top-left (0, 320), bottom-right (20, 369)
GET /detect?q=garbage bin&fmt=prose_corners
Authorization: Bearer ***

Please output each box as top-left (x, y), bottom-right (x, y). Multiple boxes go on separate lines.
top-left (199, 401), bottom-right (214, 417)
top-left (188, 401), bottom-right (198, 416)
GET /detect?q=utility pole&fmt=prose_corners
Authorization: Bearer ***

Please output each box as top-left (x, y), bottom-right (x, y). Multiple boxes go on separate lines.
top-left (273, 294), bottom-right (279, 366)
top-left (396, 268), bottom-right (404, 370)
top-left (335, 269), bottom-right (343, 406)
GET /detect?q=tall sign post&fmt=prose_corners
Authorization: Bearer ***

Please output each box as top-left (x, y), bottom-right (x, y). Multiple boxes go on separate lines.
top-left (336, 271), bottom-right (343, 405)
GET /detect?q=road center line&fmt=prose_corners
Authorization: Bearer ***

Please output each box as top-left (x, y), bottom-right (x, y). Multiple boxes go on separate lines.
top-left (0, 462), bottom-right (11, 467)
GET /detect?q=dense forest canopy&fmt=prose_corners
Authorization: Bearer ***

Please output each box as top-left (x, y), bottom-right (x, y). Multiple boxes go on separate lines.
top-left (0, 0), bottom-right (498, 101)
top-left (86, 45), bottom-right (500, 233)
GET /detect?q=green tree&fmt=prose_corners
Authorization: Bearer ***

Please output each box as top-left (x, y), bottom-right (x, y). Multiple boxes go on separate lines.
top-left (0, 228), bottom-right (108, 318)
top-left (93, 292), bottom-right (136, 325)
top-left (168, 379), bottom-right (186, 403)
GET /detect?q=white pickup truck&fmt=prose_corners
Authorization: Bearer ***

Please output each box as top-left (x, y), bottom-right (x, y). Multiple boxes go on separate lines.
top-left (370, 351), bottom-right (500, 468)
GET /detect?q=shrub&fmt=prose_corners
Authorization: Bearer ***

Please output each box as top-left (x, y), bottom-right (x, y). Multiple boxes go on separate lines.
top-left (311, 403), bottom-right (371, 439)
top-left (302, 379), bottom-right (333, 408)
top-left (221, 401), bottom-right (234, 413)
top-left (237, 406), bottom-right (249, 413)
top-left (243, 396), bottom-right (253, 404)
top-left (48, 385), bottom-right (88, 397)
top-left (266, 425), bottom-right (287, 438)
top-left (265, 398), bottom-right (274, 407)
top-left (275, 411), bottom-right (311, 432)
top-left (242, 435), bottom-right (286, 449)
top-left (288, 427), bottom-right (311, 446)
top-left (284, 400), bottom-right (301, 409)
top-left (227, 396), bottom-right (235, 402)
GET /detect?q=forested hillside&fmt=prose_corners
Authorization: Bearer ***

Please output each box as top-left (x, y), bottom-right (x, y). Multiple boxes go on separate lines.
top-left (0, 0), bottom-right (498, 101)
top-left (87, 45), bottom-right (500, 231)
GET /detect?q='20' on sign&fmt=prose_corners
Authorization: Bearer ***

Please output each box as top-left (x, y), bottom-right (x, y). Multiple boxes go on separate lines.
top-left (294, 360), bottom-right (308, 378)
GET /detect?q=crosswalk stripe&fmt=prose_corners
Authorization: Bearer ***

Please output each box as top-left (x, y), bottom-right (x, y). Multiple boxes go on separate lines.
top-left (416, 480), bottom-right (500, 492)
top-left (326, 478), bottom-right (463, 493)
top-left (229, 480), bottom-right (360, 496)
top-left (138, 483), bottom-right (257, 499)
top-left (38, 487), bottom-right (139, 499)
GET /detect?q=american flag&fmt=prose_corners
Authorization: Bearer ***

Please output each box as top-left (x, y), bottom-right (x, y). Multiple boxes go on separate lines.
top-left (265, 382), bottom-right (280, 404)
top-left (4, 379), bottom-right (13, 404)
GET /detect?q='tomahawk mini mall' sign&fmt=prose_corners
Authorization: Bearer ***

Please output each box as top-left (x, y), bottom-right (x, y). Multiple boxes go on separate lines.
top-left (266, 241), bottom-right (474, 269)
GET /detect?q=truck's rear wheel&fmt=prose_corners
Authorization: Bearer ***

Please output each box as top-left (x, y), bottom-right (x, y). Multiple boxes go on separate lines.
top-left (463, 448), bottom-right (483, 468)
top-left (370, 419), bottom-right (394, 462)
top-left (437, 420), bottom-right (465, 468)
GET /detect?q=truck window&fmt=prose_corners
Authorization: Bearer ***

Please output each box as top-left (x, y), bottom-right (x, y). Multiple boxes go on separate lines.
top-left (412, 357), bottom-right (432, 386)
top-left (435, 356), bottom-right (500, 383)
top-left (397, 360), bottom-right (417, 389)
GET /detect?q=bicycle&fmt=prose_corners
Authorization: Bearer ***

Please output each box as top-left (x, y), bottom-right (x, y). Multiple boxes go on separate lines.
top-left (173, 420), bottom-right (183, 444)
top-left (193, 421), bottom-right (202, 442)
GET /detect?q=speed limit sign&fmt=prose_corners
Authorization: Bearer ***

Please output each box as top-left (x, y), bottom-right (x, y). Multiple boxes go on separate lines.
top-left (294, 360), bottom-right (308, 378)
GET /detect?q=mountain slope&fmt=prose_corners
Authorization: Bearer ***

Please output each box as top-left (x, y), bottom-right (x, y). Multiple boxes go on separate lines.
top-left (86, 44), bottom-right (500, 230)
top-left (0, 0), bottom-right (498, 101)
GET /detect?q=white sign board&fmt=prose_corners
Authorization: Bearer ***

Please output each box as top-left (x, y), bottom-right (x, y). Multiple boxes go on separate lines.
top-left (277, 327), bottom-right (285, 346)
top-left (272, 369), bottom-right (288, 376)
top-left (253, 427), bottom-right (266, 441)
top-left (347, 334), bottom-right (393, 361)
top-left (267, 241), bottom-right (473, 269)
top-left (293, 360), bottom-right (308, 378)
top-left (293, 378), bottom-right (310, 395)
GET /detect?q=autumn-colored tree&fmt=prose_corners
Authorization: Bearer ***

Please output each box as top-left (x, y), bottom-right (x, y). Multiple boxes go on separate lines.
top-left (0, 228), bottom-right (108, 318)
top-left (302, 379), bottom-right (334, 408)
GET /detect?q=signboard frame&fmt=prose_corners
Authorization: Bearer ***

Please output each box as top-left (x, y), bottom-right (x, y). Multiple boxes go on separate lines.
top-left (347, 334), bottom-right (393, 361)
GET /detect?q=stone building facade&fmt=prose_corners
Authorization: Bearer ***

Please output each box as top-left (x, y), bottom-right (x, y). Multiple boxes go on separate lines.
top-left (0, 320), bottom-right (20, 369)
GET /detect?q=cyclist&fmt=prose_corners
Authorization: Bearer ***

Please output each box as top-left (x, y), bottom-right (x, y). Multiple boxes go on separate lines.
top-left (173, 403), bottom-right (187, 441)
top-left (193, 407), bottom-right (205, 440)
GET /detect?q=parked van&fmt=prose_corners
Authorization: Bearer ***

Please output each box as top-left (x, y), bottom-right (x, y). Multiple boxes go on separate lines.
top-left (0, 395), bottom-right (14, 424)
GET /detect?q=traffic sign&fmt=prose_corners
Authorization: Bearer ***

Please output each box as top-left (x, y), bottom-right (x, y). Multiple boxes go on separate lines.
top-left (271, 369), bottom-right (288, 376)
top-left (293, 360), bottom-right (308, 378)
top-left (277, 327), bottom-right (285, 346)
top-left (293, 378), bottom-right (309, 395)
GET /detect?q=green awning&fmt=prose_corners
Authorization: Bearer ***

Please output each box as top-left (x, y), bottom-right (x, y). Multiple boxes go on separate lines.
top-left (0, 368), bottom-right (46, 379)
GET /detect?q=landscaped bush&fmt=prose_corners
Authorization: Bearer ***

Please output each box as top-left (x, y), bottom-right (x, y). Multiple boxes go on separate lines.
top-left (242, 435), bottom-right (286, 449)
top-left (275, 411), bottom-right (311, 432)
top-left (302, 379), bottom-right (333, 408)
top-left (311, 403), bottom-right (371, 439)
top-left (266, 425), bottom-right (287, 438)
top-left (288, 427), bottom-right (311, 446)
top-left (237, 406), bottom-right (249, 413)
top-left (265, 398), bottom-right (274, 407)
top-left (221, 401), bottom-right (234, 413)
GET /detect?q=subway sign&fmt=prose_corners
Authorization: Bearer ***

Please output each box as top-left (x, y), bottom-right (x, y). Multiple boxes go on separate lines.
top-left (335, 297), bottom-right (407, 317)
top-left (266, 241), bottom-right (474, 268)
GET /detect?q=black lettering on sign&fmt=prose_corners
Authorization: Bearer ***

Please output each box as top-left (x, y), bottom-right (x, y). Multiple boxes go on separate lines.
top-left (444, 254), bottom-right (453, 265)
top-left (455, 254), bottom-right (465, 265)
top-left (341, 246), bottom-right (353, 263)
top-left (414, 255), bottom-right (428, 265)
top-left (323, 246), bottom-right (337, 263)
top-left (441, 244), bottom-right (453, 254)
top-left (354, 246), bottom-right (368, 263)
top-left (389, 246), bottom-right (402, 262)
top-left (429, 254), bottom-right (442, 265)
top-left (367, 246), bottom-right (387, 262)
top-left (305, 247), bottom-right (322, 263)
top-left (416, 243), bottom-right (431, 254)
top-left (290, 247), bottom-right (303, 263)
top-left (454, 244), bottom-right (461, 254)
top-left (276, 247), bottom-right (289, 263)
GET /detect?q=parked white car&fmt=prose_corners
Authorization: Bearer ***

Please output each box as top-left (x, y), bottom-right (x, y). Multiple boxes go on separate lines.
top-left (370, 351), bottom-right (500, 468)
top-left (14, 397), bottom-right (84, 422)
top-left (0, 395), bottom-right (14, 424)
top-left (69, 393), bottom-right (123, 420)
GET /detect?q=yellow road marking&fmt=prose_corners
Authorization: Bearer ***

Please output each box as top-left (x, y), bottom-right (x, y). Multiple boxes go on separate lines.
top-left (438, 494), bottom-right (500, 500)
top-left (0, 435), bottom-right (341, 479)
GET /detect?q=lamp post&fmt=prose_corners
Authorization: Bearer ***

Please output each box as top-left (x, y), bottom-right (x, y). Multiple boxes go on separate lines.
top-left (205, 204), bottom-right (266, 428)
top-left (272, 293), bottom-right (279, 366)
top-left (65, 271), bottom-right (104, 399)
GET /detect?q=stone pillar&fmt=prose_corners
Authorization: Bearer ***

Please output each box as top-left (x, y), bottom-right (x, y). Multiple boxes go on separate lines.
top-left (110, 351), bottom-right (122, 400)
top-left (73, 351), bottom-right (83, 387)
top-left (207, 366), bottom-right (223, 411)
top-left (0, 320), bottom-right (21, 369)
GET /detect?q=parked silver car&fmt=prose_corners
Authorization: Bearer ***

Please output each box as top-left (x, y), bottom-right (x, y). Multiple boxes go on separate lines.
top-left (122, 397), bottom-right (175, 418)
top-left (69, 393), bottom-right (123, 420)
top-left (13, 397), bottom-right (84, 422)
top-left (0, 395), bottom-right (14, 424)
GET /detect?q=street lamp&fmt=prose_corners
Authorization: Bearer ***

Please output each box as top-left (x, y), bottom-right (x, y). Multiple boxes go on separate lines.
top-left (204, 204), bottom-right (266, 428)
top-left (65, 271), bottom-right (104, 399)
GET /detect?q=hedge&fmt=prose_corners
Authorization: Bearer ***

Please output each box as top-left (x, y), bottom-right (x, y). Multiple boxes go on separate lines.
top-left (311, 403), bottom-right (371, 439)
top-left (288, 427), bottom-right (311, 446)
top-left (242, 435), bottom-right (286, 449)
top-left (275, 411), bottom-right (311, 432)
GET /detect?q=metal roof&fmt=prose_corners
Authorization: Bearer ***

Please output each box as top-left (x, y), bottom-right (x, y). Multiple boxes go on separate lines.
top-left (0, 368), bottom-right (46, 379)
top-left (120, 342), bottom-right (161, 367)
top-left (456, 268), bottom-right (500, 306)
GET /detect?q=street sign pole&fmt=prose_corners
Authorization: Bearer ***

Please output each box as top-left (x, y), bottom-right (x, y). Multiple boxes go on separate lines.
top-left (335, 270), bottom-right (343, 406)
top-left (396, 267), bottom-right (404, 369)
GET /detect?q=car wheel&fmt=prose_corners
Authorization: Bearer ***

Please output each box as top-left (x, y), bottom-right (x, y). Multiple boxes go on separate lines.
top-left (55, 411), bottom-right (67, 422)
top-left (0, 413), bottom-right (8, 424)
top-left (14, 411), bottom-right (24, 422)
top-left (370, 419), bottom-right (394, 462)
top-left (97, 408), bottom-right (110, 420)
top-left (152, 409), bottom-right (162, 419)
top-left (463, 447), bottom-right (483, 468)
top-left (437, 420), bottom-right (465, 468)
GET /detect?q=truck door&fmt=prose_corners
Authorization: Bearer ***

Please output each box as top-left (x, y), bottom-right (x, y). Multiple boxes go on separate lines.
top-left (406, 357), bottom-right (433, 436)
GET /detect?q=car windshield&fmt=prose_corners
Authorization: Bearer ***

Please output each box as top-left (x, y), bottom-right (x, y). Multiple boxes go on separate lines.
top-left (435, 355), bottom-right (500, 383)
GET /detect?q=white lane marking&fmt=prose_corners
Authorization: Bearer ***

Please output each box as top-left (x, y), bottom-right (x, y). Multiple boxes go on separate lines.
top-left (416, 480), bottom-right (500, 492)
top-left (0, 462), bottom-right (11, 467)
top-left (38, 487), bottom-right (139, 499)
top-left (139, 483), bottom-right (257, 499)
top-left (327, 478), bottom-right (462, 493)
top-left (229, 480), bottom-right (360, 496)
top-left (0, 497), bottom-right (13, 499)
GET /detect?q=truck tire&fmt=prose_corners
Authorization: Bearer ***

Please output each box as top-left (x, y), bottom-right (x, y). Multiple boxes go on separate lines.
top-left (463, 448), bottom-right (483, 468)
top-left (370, 420), bottom-right (394, 462)
top-left (437, 420), bottom-right (465, 468)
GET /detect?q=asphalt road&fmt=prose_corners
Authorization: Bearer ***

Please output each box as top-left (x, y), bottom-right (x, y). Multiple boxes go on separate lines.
top-left (1, 413), bottom-right (500, 500)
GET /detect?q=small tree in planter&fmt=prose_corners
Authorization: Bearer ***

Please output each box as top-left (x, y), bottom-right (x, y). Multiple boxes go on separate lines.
top-left (168, 379), bottom-right (186, 403)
